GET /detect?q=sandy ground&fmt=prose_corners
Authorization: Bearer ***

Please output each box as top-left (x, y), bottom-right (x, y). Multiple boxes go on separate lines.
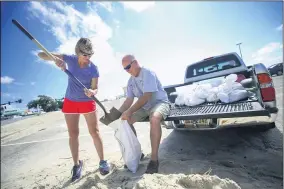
top-left (1, 76), bottom-right (283, 189)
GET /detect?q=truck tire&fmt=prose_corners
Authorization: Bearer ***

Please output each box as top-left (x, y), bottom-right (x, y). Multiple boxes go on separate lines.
top-left (277, 71), bottom-right (283, 76)
top-left (254, 122), bottom-right (276, 132)
top-left (163, 121), bottom-right (174, 129)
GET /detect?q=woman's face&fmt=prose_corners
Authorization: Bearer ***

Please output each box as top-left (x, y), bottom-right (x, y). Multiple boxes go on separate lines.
top-left (78, 53), bottom-right (92, 64)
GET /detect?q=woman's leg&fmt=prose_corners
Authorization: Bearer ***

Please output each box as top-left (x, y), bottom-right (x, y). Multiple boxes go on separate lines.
top-left (84, 111), bottom-right (110, 175)
top-left (83, 111), bottom-right (104, 160)
top-left (64, 114), bottom-right (80, 165)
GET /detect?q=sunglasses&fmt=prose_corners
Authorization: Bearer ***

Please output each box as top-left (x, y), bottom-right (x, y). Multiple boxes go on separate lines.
top-left (79, 49), bottom-right (93, 57)
top-left (81, 53), bottom-right (93, 57)
top-left (124, 60), bottom-right (135, 70)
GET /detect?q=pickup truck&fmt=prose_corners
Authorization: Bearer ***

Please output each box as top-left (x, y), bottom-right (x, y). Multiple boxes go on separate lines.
top-left (160, 52), bottom-right (279, 131)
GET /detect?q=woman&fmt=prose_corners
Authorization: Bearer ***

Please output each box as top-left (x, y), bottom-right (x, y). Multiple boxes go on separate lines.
top-left (38, 38), bottom-right (110, 182)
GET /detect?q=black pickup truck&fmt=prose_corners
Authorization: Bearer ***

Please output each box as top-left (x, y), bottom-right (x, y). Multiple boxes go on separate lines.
top-left (162, 52), bottom-right (279, 131)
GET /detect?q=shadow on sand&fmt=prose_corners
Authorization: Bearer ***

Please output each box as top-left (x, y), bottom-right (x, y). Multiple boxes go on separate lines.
top-left (60, 126), bottom-right (283, 189)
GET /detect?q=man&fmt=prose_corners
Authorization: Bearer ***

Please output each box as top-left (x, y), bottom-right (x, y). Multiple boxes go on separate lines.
top-left (119, 54), bottom-right (170, 174)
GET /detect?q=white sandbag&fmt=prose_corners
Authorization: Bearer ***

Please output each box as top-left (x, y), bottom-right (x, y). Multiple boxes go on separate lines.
top-left (206, 87), bottom-right (220, 102)
top-left (218, 92), bottom-right (230, 103)
top-left (225, 74), bottom-right (238, 84)
top-left (228, 89), bottom-right (249, 103)
top-left (114, 120), bottom-right (142, 173)
top-left (231, 82), bottom-right (245, 91)
top-left (218, 83), bottom-right (233, 94)
top-left (195, 83), bottom-right (212, 99)
top-left (185, 95), bottom-right (205, 106)
top-left (174, 92), bottom-right (186, 106)
top-left (210, 79), bottom-right (224, 87)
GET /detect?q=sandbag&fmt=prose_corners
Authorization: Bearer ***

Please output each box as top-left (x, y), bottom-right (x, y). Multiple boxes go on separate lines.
top-left (195, 83), bottom-right (212, 99)
top-left (229, 89), bottom-right (249, 102)
top-left (114, 120), bottom-right (142, 173)
top-left (206, 87), bottom-right (220, 102)
top-left (184, 94), bottom-right (206, 106)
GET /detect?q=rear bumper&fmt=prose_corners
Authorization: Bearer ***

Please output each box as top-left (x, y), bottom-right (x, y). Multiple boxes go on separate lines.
top-left (167, 113), bottom-right (278, 131)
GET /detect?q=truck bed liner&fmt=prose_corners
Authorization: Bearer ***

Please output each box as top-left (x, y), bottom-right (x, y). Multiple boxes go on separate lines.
top-left (165, 100), bottom-right (269, 121)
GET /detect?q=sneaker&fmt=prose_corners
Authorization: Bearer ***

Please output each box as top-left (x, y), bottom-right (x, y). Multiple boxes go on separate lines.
top-left (145, 160), bottom-right (159, 174)
top-left (71, 160), bottom-right (83, 182)
top-left (99, 160), bottom-right (110, 175)
top-left (124, 153), bottom-right (145, 169)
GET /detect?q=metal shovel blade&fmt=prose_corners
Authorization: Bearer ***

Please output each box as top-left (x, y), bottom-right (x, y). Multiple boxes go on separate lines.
top-left (99, 107), bottom-right (122, 125)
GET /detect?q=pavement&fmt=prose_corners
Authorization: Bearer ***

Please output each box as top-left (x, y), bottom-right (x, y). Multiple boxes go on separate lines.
top-left (1, 75), bottom-right (283, 189)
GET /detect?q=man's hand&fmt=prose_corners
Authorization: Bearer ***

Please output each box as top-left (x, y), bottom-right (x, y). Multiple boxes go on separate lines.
top-left (84, 88), bottom-right (98, 98)
top-left (54, 57), bottom-right (66, 70)
top-left (121, 109), bottom-right (132, 121)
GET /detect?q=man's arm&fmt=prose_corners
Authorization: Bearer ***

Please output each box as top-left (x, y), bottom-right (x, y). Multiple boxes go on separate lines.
top-left (119, 97), bottom-right (134, 113)
top-left (128, 92), bottom-right (152, 114)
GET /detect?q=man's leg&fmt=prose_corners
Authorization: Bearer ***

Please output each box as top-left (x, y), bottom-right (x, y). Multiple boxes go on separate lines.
top-left (149, 112), bottom-right (163, 161)
top-left (146, 103), bottom-right (170, 174)
top-left (127, 108), bottom-right (149, 136)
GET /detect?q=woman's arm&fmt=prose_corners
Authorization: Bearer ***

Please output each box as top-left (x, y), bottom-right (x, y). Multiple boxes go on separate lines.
top-left (38, 52), bottom-right (63, 61)
top-left (91, 78), bottom-right (98, 90)
top-left (38, 52), bottom-right (66, 70)
top-left (84, 78), bottom-right (98, 98)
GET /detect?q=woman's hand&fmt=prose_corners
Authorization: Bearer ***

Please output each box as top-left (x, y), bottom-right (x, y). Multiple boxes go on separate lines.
top-left (84, 88), bottom-right (98, 98)
top-left (54, 56), bottom-right (66, 71)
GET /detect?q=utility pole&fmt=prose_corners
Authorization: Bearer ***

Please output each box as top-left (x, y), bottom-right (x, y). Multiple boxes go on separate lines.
top-left (236, 42), bottom-right (243, 59)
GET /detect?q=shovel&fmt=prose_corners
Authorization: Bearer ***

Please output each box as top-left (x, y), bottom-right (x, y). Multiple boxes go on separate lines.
top-left (12, 19), bottom-right (121, 125)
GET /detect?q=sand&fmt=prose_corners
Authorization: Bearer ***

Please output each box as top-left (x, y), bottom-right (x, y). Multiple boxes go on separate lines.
top-left (1, 97), bottom-right (283, 189)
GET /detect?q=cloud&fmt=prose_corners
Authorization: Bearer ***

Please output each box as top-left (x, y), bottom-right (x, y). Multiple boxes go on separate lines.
top-left (121, 1), bottom-right (155, 12)
top-left (1, 76), bottom-right (15, 84)
top-left (1, 92), bottom-right (11, 97)
top-left (251, 42), bottom-right (283, 66)
top-left (98, 2), bottom-right (113, 12)
top-left (27, 2), bottom-right (125, 99)
top-left (276, 24), bottom-right (282, 31)
top-left (31, 82), bottom-right (36, 86)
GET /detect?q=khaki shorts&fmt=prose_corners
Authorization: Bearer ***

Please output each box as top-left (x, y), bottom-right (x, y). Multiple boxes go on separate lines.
top-left (131, 102), bottom-right (170, 122)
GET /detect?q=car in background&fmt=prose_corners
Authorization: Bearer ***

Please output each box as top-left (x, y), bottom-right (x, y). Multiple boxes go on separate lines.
top-left (268, 63), bottom-right (283, 76)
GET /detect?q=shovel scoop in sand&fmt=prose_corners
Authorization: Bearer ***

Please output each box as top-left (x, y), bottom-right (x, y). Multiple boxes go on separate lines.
top-left (99, 106), bottom-right (122, 125)
top-left (12, 19), bottom-right (122, 126)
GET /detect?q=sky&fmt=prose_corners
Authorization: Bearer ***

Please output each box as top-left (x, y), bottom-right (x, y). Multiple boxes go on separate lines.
top-left (1, 1), bottom-right (283, 109)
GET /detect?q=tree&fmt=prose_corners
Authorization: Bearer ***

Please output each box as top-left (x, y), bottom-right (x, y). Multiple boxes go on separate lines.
top-left (27, 95), bottom-right (58, 112)
top-left (56, 99), bottom-right (64, 109)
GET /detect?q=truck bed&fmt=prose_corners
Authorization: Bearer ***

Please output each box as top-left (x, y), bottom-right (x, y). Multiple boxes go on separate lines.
top-left (165, 100), bottom-right (269, 121)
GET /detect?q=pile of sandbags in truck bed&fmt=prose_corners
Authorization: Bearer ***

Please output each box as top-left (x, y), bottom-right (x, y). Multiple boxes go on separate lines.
top-left (173, 74), bottom-right (249, 106)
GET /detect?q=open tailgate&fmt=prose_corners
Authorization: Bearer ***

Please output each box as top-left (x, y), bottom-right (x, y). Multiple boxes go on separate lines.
top-left (165, 100), bottom-right (270, 121)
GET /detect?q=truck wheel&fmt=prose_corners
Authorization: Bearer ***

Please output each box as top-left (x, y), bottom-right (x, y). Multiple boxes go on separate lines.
top-left (255, 123), bottom-right (276, 132)
top-left (163, 121), bottom-right (174, 129)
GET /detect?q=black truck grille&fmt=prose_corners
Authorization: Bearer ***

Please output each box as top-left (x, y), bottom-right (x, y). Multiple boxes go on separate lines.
top-left (165, 101), bottom-right (269, 121)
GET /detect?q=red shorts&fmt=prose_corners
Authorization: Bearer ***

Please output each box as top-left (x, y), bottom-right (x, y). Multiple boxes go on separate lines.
top-left (62, 98), bottom-right (96, 114)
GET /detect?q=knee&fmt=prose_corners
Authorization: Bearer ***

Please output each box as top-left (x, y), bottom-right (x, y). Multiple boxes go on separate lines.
top-left (89, 128), bottom-right (100, 137)
top-left (69, 130), bottom-right (79, 139)
top-left (150, 115), bottom-right (162, 126)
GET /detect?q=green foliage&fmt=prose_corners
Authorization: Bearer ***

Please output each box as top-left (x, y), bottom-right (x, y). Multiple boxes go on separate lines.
top-left (27, 95), bottom-right (60, 112)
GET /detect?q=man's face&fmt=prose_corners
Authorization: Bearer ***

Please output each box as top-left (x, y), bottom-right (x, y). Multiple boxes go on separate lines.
top-left (122, 57), bottom-right (136, 76)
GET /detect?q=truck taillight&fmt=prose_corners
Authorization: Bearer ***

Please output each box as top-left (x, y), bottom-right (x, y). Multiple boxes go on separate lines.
top-left (257, 73), bottom-right (275, 102)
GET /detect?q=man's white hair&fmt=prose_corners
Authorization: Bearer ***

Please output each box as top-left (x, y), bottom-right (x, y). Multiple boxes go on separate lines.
top-left (122, 54), bottom-right (136, 61)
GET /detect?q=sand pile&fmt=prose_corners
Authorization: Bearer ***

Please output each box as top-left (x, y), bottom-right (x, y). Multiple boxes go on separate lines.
top-left (134, 173), bottom-right (241, 189)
